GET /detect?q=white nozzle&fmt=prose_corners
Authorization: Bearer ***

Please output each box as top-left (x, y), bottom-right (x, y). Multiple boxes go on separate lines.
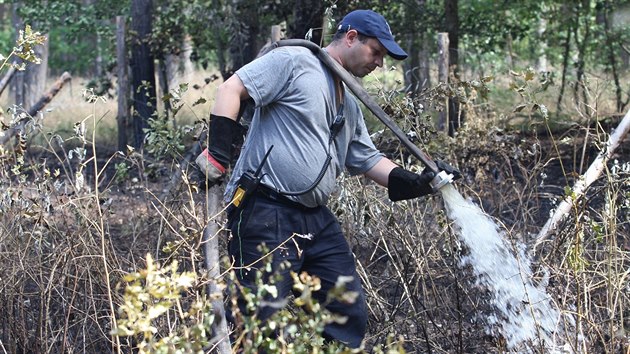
top-left (430, 170), bottom-right (454, 191)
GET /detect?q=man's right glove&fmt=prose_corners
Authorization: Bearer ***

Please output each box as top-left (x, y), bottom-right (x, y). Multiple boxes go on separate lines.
top-left (195, 114), bottom-right (242, 184)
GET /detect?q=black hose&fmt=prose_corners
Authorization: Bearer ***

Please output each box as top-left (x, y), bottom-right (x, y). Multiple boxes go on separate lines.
top-left (273, 39), bottom-right (439, 174)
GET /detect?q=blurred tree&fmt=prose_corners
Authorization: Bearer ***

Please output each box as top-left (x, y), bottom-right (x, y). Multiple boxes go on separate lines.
top-left (130, 0), bottom-right (156, 149)
top-left (402, 0), bottom-right (435, 96)
top-left (572, 0), bottom-right (595, 117)
top-left (151, 0), bottom-right (193, 118)
top-left (599, 0), bottom-right (629, 113)
top-left (116, 15), bottom-right (129, 152)
top-left (11, 2), bottom-right (49, 112)
top-left (289, 0), bottom-right (325, 45)
top-left (224, 0), bottom-right (267, 77)
top-left (444, 0), bottom-right (460, 136)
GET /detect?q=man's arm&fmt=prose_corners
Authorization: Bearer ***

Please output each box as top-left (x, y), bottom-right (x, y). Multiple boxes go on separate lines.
top-left (196, 74), bottom-right (251, 182)
top-left (364, 157), bottom-right (397, 187)
top-left (212, 74), bottom-right (251, 119)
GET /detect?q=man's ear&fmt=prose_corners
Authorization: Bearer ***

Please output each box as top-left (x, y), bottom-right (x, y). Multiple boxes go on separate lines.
top-left (345, 29), bottom-right (359, 46)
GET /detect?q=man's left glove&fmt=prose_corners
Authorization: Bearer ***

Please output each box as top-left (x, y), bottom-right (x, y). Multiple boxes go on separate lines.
top-left (388, 167), bottom-right (435, 201)
top-left (195, 114), bottom-right (242, 185)
top-left (388, 160), bottom-right (461, 201)
top-left (435, 160), bottom-right (462, 181)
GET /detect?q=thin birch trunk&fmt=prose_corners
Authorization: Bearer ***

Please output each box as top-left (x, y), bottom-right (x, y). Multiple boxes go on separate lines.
top-left (534, 110), bottom-right (630, 249)
top-left (203, 184), bottom-right (232, 354)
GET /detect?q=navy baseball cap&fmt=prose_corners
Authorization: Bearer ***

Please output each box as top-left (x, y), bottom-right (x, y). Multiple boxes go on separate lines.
top-left (337, 10), bottom-right (408, 60)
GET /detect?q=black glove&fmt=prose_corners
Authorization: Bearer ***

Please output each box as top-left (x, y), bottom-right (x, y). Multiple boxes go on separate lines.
top-left (435, 160), bottom-right (462, 180)
top-left (195, 114), bottom-right (242, 184)
top-left (388, 167), bottom-right (435, 201)
top-left (388, 160), bottom-right (461, 201)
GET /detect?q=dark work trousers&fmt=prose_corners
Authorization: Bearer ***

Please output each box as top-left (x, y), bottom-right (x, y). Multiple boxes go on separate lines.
top-left (226, 192), bottom-right (368, 348)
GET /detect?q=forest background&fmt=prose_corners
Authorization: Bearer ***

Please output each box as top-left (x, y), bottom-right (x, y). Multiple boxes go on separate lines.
top-left (0, 0), bottom-right (629, 353)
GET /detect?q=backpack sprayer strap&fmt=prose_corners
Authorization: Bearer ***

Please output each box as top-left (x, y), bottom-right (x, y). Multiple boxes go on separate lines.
top-left (256, 184), bottom-right (316, 210)
top-left (231, 56), bottom-right (346, 205)
top-left (278, 102), bottom-right (344, 197)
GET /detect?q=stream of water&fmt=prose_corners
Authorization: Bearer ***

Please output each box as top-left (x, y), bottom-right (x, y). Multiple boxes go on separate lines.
top-left (440, 183), bottom-right (569, 351)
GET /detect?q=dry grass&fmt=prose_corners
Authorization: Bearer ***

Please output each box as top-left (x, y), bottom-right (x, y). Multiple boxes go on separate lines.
top-left (0, 65), bottom-right (628, 353)
top-left (0, 69), bottom-right (221, 148)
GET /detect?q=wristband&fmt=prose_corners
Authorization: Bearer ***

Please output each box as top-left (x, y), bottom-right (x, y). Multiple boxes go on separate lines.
top-left (200, 148), bottom-right (226, 173)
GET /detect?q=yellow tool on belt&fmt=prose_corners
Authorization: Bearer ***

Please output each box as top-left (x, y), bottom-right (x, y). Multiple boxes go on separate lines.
top-left (230, 145), bottom-right (274, 208)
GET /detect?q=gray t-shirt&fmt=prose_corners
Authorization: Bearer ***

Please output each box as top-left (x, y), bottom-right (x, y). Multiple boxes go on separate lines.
top-left (225, 46), bottom-right (383, 207)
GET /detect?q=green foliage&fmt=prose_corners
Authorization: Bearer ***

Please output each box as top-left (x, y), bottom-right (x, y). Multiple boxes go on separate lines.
top-left (47, 26), bottom-right (110, 76)
top-left (0, 24), bottom-right (47, 71)
top-left (509, 67), bottom-right (554, 120)
top-left (11, 0), bottom-right (125, 75)
top-left (114, 162), bottom-right (131, 184)
top-left (151, 0), bottom-right (190, 59)
top-left (16, 0), bottom-right (127, 34)
top-left (143, 84), bottom-right (198, 160)
top-left (143, 116), bottom-right (187, 159)
top-left (0, 26), bottom-right (13, 56)
top-left (113, 254), bottom-right (212, 354)
top-left (112, 243), bottom-right (406, 353)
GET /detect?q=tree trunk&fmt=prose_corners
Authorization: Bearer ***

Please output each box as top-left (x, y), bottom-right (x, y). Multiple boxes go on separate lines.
top-left (84, 0), bottom-right (102, 77)
top-left (0, 3), bottom-right (7, 21)
top-left (210, 0), bottom-right (229, 81)
top-left (444, 0), bottom-right (461, 136)
top-left (418, 36), bottom-right (431, 91)
top-left (225, 0), bottom-right (260, 77)
top-left (602, 3), bottom-right (624, 113)
top-left (535, 17), bottom-right (548, 72)
top-left (403, 0), bottom-right (429, 96)
top-left (0, 67), bottom-right (16, 96)
top-left (437, 33), bottom-right (449, 133)
top-left (573, 0), bottom-right (593, 117)
top-left (403, 35), bottom-right (420, 95)
top-left (1, 72), bottom-right (72, 146)
top-left (534, 110), bottom-right (630, 250)
top-left (444, 0), bottom-right (459, 73)
top-left (556, 20), bottom-right (572, 114)
top-left (23, 34), bottom-right (49, 111)
top-left (156, 59), bottom-right (171, 117)
top-left (11, 4), bottom-right (24, 108)
top-left (116, 16), bottom-right (129, 152)
top-left (203, 184), bottom-right (232, 354)
top-left (130, 0), bottom-right (156, 149)
top-left (11, 4), bottom-right (49, 112)
top-left (289, 0), bottom-right (325, 44)
top-left (165, 35), bottom-right (194, 93)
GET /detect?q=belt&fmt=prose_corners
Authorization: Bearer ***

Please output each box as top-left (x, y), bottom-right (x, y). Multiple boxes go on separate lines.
top-left (256, 184), bottom-right (315, 210)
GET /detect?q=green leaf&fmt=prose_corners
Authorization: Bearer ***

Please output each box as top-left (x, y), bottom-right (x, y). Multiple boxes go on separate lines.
top-left (564, 185), bottom-right (574, 198)
top-left (524, 68), bottom-right (535, 81)
top-left (148, 302), bottom-right (171, 320)
top-left (192, 97), bottom-right (207, 107)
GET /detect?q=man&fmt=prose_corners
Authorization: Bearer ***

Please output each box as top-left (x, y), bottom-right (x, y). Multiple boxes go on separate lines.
top-left (197, 9), bottom-right (459, 348)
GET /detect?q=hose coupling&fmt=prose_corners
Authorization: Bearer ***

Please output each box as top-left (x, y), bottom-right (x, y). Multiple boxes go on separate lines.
top-left (430, 170), bottom-right (454, 191)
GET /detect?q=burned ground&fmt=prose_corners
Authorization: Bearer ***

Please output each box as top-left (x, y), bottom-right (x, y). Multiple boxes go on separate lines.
top-left (0, 116), bottom-right (628, 353)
